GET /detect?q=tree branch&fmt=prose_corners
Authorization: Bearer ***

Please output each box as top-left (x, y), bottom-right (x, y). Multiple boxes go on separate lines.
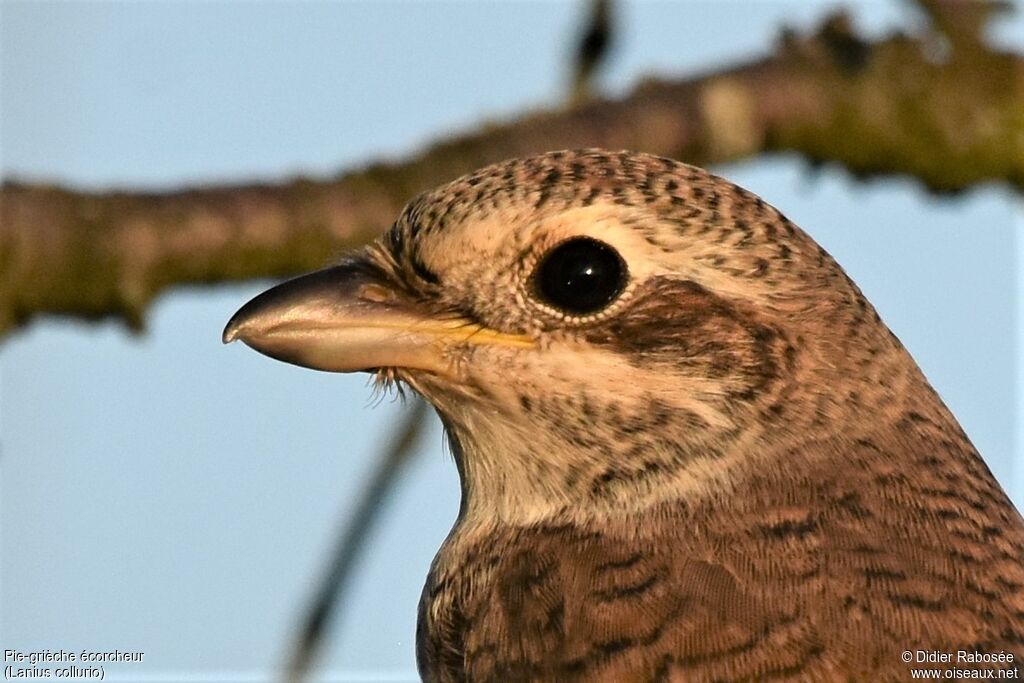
top-left (2, 9), bottom-right (1020, 338)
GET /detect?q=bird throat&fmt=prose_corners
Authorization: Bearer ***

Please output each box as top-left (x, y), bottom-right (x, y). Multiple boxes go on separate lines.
top-left (433, 396), bottom-right (755, 529)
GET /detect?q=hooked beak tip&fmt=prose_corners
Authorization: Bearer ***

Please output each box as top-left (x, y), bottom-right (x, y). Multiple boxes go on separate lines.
top-left (222, 319), bottom-right (243, 345)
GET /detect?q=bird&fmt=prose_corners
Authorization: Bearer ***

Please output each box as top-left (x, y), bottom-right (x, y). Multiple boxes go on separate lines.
top-left (224, 149), bottom-right (1024, 681)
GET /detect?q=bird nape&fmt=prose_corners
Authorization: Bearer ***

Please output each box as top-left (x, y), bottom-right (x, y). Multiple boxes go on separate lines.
top-left (224, 149), bottom-right (1024, 681)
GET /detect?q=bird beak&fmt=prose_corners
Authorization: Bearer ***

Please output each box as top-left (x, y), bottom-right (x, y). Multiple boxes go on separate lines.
top-left (223, 262), bottom-right (534, 376)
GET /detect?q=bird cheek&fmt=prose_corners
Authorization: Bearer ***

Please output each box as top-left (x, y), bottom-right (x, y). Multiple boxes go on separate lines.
top-left (446, 345), bottom-right (527, 402)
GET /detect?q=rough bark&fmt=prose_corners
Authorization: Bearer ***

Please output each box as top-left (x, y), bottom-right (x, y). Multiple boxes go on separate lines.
top-left (1, 10), bottom-right (1021, 338)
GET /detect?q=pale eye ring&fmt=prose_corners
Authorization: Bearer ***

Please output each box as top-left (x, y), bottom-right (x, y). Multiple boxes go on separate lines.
top-left (531, 237), bottom-right (628, 315)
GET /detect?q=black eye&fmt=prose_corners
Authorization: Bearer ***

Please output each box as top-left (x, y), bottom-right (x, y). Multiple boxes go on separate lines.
top-left (534, 237), bottom-right (627, 315)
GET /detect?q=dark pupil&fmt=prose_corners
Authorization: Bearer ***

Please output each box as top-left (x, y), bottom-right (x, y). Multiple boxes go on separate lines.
top-left (535, 237), bottom-right (626, 315)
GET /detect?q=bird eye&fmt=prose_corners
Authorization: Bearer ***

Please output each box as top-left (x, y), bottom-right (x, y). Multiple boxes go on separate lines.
top-left (533, 237), bottom-right (627, 315)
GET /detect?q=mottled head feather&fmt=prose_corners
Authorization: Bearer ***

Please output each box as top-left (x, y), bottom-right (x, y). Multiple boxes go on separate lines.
top-left (354, 150), bottom-right (915, 525)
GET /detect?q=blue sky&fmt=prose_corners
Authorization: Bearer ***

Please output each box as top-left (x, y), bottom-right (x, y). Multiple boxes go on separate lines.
top-left (2, 2), bottom-right (1022, 680)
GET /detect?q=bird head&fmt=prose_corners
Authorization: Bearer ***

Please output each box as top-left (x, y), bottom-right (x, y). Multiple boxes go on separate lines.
top-left (225, 150), bottom-right (904, 524)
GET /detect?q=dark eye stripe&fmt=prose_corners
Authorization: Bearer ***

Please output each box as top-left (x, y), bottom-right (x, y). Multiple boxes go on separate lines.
top-left (411, 251), bottom-right (440, 285)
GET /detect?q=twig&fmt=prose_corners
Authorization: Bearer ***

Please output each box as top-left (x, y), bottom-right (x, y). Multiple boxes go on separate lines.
top-left (570, 0), bottom-right (614, 105)
top-left (284, 397), bottom-right (430, 683)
